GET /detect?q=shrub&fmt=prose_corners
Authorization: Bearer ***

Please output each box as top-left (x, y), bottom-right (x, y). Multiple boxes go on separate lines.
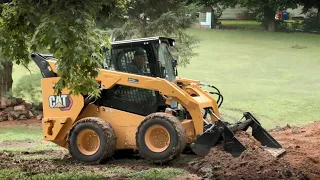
top-left (13, 73), bottom-right (42, 105)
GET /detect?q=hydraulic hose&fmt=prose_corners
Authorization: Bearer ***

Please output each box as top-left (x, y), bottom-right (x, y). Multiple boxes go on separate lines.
top-left (200, 83), bottom-right (224, 108)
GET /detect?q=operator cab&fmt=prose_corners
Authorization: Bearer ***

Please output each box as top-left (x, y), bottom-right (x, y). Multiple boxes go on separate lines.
top-left (103, 37), bottom-right (177, 81)
top-left (31, 37), bottom-right (179, 116)
top-left (99, 37), bottom-right (179, 116)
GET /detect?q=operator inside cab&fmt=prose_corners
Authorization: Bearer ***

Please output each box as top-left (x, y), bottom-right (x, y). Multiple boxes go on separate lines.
top-left (128, 49), bottom-right (147, 75)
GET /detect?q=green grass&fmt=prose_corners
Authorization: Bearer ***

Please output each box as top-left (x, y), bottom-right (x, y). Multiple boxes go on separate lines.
top-left (127, 168), bottom-right (185, 180)
top-left (0, 167), bottom-right (185, 180)
top-left (180, 29), bottom-right (320, 129)
top-left (0, 126), bottom-right (63, 152)
top-left (220, 20), bottom-right (263, 30)
top-left (105, 167), bottom-right (133, 174)
top-left (0, 143), bottom-right (63, 152)
top-left (27, 172), bottom-right (105, 180)
top-left (18, 153), bottom-right (59, 160)
top-left (0, 126), bottom-right (42, 142)
top-left (0, 168), bottom-right (105, 180)
top-left (0, 168), bottom-right (24, 180)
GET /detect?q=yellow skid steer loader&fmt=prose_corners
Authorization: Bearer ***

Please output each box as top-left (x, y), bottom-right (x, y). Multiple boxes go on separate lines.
top-left (31, 37), bottom-right (284, 164)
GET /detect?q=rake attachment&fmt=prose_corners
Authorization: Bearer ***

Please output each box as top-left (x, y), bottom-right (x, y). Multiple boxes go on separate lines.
top-left (190, 111), bottom-right (285, 157)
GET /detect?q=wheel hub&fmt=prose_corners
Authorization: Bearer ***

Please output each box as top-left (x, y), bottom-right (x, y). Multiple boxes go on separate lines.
top-left (145, 125), bottom-right (170, 153)
top-left (77, 129), bottom-right (100, 155)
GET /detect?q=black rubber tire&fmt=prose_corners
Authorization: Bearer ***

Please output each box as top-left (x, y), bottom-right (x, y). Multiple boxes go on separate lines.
top-left (136, 112), bottom-right (187, 164)
top-left (67, 117), bottom-right (117, 164)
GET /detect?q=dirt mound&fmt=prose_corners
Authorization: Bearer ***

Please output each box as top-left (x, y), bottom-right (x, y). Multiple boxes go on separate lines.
top-left (187, 131), bottom-right (311, 180)
top-left (271, 121), bottom-right (320, 179)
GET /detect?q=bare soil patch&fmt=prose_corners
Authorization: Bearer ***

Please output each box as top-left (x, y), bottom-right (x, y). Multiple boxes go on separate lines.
top-left (0, 118), bottom-right (41, 127)
top-left (271, 122), bottom-right (320, 179)
top-left (0, 141), bottom-right (39, 148)
top-left (186, 122), bottom-right (320, 180)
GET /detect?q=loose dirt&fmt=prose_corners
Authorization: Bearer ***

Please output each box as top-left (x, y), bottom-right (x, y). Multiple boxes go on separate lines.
top-left (187, 122), bottom-right (320, 180)
top-left (0, 118), bottom-right (41, 127)
top-left (270, 122), bottom-right (320, 179)
top-left (0, 141), bottom-right (39, 148)
top-left (0, 150), bottom-right (150, 179)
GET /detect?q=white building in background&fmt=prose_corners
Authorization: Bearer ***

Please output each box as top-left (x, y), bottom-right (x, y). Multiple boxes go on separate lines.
top-left (219, 5), bottom-right (307, 20)
top-left (194, 5), bottom-right (311, 29)
top-left (219, 5), bottom-right (248, 20)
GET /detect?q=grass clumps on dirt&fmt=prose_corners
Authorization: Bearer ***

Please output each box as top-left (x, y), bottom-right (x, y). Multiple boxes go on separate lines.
top-left (0, 168), bottom-right (104, 180)
top-left (0, 168), bottom-right (24, 179)
top-left (127, 167), bottom-right (185, 180)
top-left (105, 166), bottom-right (132, 174)
top-left (26, 171), bottom-right (105, 180)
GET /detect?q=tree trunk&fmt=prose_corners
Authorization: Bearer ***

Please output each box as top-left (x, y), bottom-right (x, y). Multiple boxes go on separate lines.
top-left (317, 7), bottom-right (320, 27)
top-left (0, 60), bottom-right (13, 98)
top-left (268, 19), bottom-right (276, 32)
top-left (263, 6), bottom-right (276, 32)
top-left (210, 6), bottom-right (215, 29)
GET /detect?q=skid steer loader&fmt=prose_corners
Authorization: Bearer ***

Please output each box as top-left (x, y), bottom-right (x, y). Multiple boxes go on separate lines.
top-left (31, 36), bottom-right (284, 164)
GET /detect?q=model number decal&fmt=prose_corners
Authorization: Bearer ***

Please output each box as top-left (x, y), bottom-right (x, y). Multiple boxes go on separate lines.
top-left (128, 78), bottom-right (139, 84)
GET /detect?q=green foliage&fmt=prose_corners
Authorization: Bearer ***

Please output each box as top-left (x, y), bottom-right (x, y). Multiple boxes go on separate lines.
top-left (109, 1), bottom-right (201, 67)
top-left (127, 168), bottom-right (185, 180)
top-left (13, 72), bottom-right (42, 104)
top-left (301, 11), bottom-right (320, 31)
top-left (297, 0), bottom-right (320, 13)
top-left (0, 1), bottom-right (120, 97)
top-left (237, 0), bottom-right (298, 13)
top-left (275, 20), bottom-right (294, 32)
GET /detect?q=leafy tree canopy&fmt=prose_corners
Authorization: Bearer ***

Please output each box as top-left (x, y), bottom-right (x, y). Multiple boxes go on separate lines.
top-left (297, 0), bottom-right (320, 26)
top-left (0, 0), bottom-right (201, 97)
top-left (108, 0), bottom-right (201, 67)
top-left (297, 0), bottom-right (320, 11)
top-left (0, 0), bottom-right (122, 97)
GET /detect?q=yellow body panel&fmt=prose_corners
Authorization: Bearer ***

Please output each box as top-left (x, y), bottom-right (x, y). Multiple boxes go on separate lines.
top-left (41, 61), bottom-right (220, 149)
top-left (95, 69), bottom-right (219, 135)
top-left (40, 77), bottom-right (84, 147)
top-left (181, 120), bottom-right (196, 143)
top-left (78, 104), bottom-right (144, 149)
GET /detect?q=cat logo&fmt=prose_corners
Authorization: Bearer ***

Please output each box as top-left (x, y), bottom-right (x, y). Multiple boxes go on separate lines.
top-left (49, 94), bottom-right (73, 111)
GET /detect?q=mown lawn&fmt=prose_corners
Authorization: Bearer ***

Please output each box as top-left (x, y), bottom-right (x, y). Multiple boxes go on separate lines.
top-left (180, 28), bottom-right (320, 128)
top-left (220, 20), bottom-right (263, 30)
